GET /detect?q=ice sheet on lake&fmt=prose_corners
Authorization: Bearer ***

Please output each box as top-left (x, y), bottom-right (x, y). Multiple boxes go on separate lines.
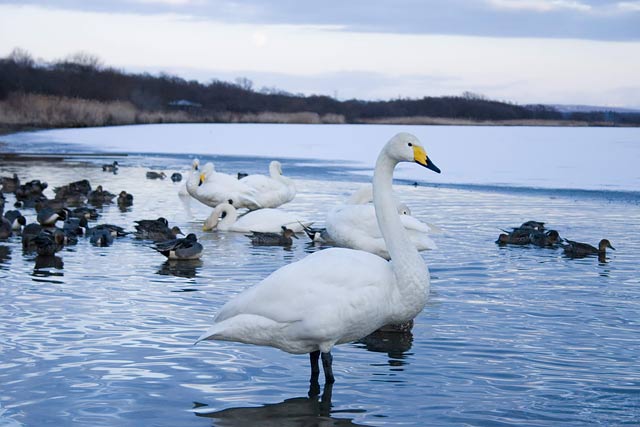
top-left (3, 123), bottom-right (639, 192)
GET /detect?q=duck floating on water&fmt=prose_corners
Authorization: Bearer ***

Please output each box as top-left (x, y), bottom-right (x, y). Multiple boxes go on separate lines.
top-left (117, 190), bottom-right (134, 207)
top-left (562, 239), bottom-right (615, 259)
top-left (3, 210), bottom-right (26, 231)
top-left (153, 233), bottom-right (204, 260)
top-left (246, 226), bottom-right (298, 246)
top-left (496, 221), bottom-right (559, 247)
top-left (134, 217), bottom-right (183, 242)
top-left (88, 185), bottom-right (116, 206)
top-left (146, 171), bottom-right (167, 180)
top-left (102, 161), bottom-right (118, 172)
top-left (0, 173), bottom-right (20, 193)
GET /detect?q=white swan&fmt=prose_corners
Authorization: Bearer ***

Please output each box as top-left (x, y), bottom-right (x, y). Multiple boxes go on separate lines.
top-left (178, 158), bottom-right (199, 198)
top-left (186, 162), bottom-right (261, 210)
top-left (203, 202), bottom-right (312, 233)
top-left (325, 202), bottom-right (438, 260)
top-left (197, 132), bottom-right (441, 384)
top-left (239, 161), bottom-right (297, 208)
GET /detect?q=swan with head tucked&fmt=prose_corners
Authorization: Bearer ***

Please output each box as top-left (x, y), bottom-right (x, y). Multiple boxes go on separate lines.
top-left (197, 132), bottom-right (441, 384)
top-left (319, 184), bottom-right (440, 259)
top-left (187, 162), bottom-right (261, 210)
top-left (203, 202), bottom-right (312, 233)
top-left (239, 161), bottom-right (297, 208)
top-left (325, 201), bottom-right (438, 260)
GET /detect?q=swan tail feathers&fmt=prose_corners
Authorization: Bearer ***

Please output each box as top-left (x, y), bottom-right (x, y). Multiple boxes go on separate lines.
top-left (195, 314), bottom-right (289, 345)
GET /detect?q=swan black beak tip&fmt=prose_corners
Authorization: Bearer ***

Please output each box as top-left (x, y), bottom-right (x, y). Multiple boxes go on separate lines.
top-left (420, 158), bottom-right (441, 174)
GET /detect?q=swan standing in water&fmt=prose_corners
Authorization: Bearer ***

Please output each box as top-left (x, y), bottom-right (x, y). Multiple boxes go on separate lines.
top-left (239, 160), bottom-right (297, 208)
top-left (203, 203), bottom-right (312, 233)
top-left (197, 132), bottom-right (441, 384)
top-left (186, 162), bottom-right (261, 210)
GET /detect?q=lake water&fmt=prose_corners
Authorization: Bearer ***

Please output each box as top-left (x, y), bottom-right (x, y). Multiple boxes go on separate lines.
top-left (1, 124), bottom-right (639, 426)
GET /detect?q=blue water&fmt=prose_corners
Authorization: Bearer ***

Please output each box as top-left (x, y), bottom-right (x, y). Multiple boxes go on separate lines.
top-left (1, 125), bottom-right (639, 426)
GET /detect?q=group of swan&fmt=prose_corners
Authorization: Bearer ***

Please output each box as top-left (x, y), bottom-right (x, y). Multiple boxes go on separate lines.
top-left (186, 160), bottom-right (296, 211)
top-left (198, 132), bottom-right (441, 385)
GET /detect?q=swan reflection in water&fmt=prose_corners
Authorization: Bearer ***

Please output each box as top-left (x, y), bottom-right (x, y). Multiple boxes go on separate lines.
top-left (156, 259), bottom-right (203, 278)
top-left (194, 330), bottom-right (412, 426)
top-left (194, 382), bottom-right (366, 427)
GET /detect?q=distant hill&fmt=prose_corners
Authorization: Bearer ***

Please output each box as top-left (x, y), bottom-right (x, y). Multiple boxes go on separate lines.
top-left (1, 49), bottom-right (639, 130)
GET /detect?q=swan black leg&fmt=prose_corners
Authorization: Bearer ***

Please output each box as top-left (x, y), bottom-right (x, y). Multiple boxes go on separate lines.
top-left (321, 351), bottom-right (335, 384)
top-left (309, 350), bottom-right (321, 397)
top-left (310, 350), bottom-right (321, 378)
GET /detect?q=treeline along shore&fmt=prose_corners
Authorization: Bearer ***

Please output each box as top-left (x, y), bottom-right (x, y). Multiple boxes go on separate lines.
top-left (1, 48), bottom-right (639, 134)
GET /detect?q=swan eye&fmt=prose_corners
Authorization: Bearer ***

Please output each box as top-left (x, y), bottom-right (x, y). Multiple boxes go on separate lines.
top-left (408, 143), bottom-right (413, 147)
top-left (228, 199), bottom-right (233, 205)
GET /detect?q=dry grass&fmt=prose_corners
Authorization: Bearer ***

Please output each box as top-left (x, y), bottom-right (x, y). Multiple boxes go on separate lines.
top-left (0, 93), bottom-right (347, 130)
top-left (220, 111), bottom-right (346, 124)
top-left (0, 93), bottom-right (138, 127)
top-left (2, 92), bottom-right (620, 131)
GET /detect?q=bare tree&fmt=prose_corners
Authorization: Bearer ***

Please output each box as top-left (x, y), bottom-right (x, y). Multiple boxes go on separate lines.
top-left (234, 77), bottom-right (253, 91)
top-left (63, 51), bottom-right (104, 70)
top-left (7, 47), bottom-right (35, 67)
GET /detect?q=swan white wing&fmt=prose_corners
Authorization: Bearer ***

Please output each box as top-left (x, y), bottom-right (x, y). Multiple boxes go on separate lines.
top-left (199, 248), bottom-right (395, 353)
top-left (399, 214), bottom-right (438, 234)
top-left (240, 174), bottom-right (280, 192)
top-left (409, 233), bottom-right (438, 251)
top-left (240, 174), bottom-right (296, 208)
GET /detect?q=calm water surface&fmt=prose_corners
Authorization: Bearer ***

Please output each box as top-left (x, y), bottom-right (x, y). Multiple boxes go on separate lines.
top-left (1, 125), bottom-right (639, 426)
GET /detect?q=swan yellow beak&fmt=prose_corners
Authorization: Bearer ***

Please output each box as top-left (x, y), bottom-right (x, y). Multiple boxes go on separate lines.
top-left (413, 146), bottom-right (441, 173)
top-left (198, 173), bottom-right (205, 186)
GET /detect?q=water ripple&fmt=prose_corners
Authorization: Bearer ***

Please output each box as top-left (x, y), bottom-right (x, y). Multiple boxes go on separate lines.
top-left (0, 154), bottom-right (639, 426)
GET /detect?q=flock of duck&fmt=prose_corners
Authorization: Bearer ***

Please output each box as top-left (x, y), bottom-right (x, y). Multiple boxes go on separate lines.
top-left (0, 132), bottom-right (615, 387)
top-left (496, 220), bottom-right (615, 261)
top-left (1, 133), bottom-right (445, 386)
top-left (0, 167), bottom-right (203, 258)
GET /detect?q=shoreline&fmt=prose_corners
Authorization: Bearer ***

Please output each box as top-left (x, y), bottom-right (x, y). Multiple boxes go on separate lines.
top-left (1, 116), bottom-right (637, 139)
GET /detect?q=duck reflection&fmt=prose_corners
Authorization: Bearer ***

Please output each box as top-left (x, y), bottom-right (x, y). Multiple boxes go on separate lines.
top-left (355, 327), bottom-right (414, 362)
top-left (195, 383), bottom-right (365, 426)
top-left (157, 259), bottom-right (202, 278)
top-left (33, 255), bottom-right (64, 275)
top-left (0, 245), bottom-right (10, 267)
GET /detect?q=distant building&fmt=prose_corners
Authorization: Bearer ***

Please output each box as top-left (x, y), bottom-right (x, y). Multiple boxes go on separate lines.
top-left (168, 99), bottom-right (202, 109)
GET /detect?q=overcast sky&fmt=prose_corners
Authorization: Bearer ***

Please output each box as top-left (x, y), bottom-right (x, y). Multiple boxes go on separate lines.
top-left (1, 0), bottom-right (639, 107)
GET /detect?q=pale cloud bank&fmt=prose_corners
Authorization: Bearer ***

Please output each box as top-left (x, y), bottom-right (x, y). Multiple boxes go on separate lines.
top-left (0, 3), bottom-right (638, 107)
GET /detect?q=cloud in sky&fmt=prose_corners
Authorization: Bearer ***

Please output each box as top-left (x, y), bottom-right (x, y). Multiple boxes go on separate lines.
top-left (0, 1), bottom-right (639, 107)
top-left (486, 0), bottom-right (593, 12)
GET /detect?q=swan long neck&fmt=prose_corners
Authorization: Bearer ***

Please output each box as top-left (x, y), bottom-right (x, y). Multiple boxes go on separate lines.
top-left (373, 150), bottom-right (430, 311)
top-left (217, 204), bottom-right (238, 230)
top-left (204, 204), bottom-right (238, 231)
